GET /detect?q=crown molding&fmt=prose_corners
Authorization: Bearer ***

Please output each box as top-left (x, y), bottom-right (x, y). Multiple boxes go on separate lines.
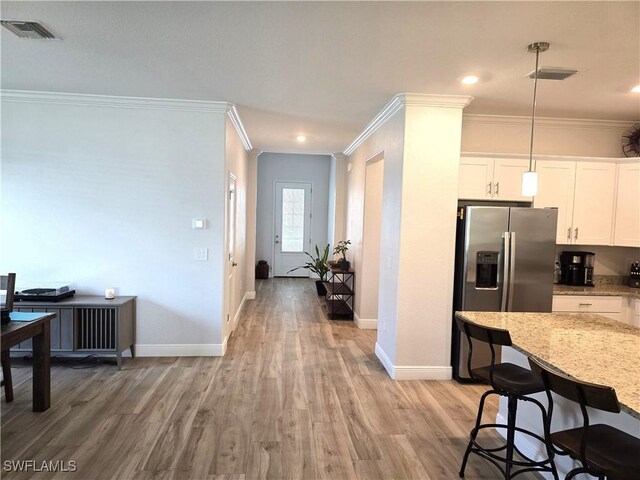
top-left (0, 89), bottom-right (231, 114)
top-left (463, 113), bottom-right (636, 131)
top-left (400, 93), bottom-right (474, 109)
top-left (226, 105), bottom-right (253, 151)
top-left (343, 93), bottom-right (474, 156)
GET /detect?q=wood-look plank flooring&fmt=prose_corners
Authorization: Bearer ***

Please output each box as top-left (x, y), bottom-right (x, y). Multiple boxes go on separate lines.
top-left (1, 279), bottom-right (541, 479)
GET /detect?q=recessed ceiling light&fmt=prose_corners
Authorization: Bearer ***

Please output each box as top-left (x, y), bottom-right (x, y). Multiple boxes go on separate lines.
top-left (296, 135), bottom-right (306, 142)
top-left (460, 75), bottom-right (480, 85)
top-left (632, 85), bottom-right (640, 93)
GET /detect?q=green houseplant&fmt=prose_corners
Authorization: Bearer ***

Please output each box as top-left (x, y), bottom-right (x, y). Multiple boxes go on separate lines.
top-left (287, 244), bottom-right (330, 295)
top-left (333, 240), bottom-right (351, 271)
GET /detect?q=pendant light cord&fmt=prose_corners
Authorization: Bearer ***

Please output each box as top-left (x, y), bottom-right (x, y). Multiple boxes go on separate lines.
top-left (528, 46), bottom-right (541, 172)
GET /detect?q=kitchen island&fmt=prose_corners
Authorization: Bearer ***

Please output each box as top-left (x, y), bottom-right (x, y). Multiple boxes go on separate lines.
top-left (455, 311), bottom-right (640, 478)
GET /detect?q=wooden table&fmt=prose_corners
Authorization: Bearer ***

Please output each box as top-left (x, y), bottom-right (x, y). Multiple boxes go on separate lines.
top-left (1, 312), bottom-right (55, 411)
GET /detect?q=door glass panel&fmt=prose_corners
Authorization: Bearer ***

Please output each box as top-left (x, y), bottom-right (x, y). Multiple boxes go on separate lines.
top-left (281, 188), bottom-right (305, 252)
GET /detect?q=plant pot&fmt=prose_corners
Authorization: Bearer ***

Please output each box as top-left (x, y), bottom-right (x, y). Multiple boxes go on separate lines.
top-left (338, 259), bottom-right (351, 271)
top-left (315, 280), bottom-right (327, 296)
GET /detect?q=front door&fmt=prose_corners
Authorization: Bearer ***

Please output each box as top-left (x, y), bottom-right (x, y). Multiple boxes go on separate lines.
top-left (273, 181), bottom-right (312, 277)
top-left (227, 173), bottom-right (237, 330)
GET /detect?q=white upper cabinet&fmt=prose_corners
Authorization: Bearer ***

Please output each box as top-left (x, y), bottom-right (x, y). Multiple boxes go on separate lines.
top-left (459, 156), bottom-right (531, 201)
top-left (533, 160), bottom-right (576, 244)
top-left (458, 157), bottom-right (493, 200)
top-left (493, 158), bottom-right (532, 201)
top-left (613, 162), bottom-right (640, 247)
top-left (533, 159), bottom-right (616, 246)
top-left (572, 162), bottom-right (616, 245)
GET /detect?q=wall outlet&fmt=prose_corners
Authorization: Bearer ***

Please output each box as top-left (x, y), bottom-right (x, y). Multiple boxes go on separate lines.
top-left (194, 248), bottom-right (209, 261)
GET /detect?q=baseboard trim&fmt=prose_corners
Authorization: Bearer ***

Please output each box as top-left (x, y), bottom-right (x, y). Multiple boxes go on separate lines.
top-left (354, 311), bottom-right (377, 329)
top-left (375, 342), bottom-right (395, 377)
top-left (135, 343), bottom-right (225, 357)
top-left (245, 291), bottom-right (256, 300)
top-left (375, 342), bottom-right (452, 380)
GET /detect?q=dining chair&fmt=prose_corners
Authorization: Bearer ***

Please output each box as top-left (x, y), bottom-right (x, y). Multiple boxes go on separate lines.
top-left (1, 273), bottom-right (16, 402)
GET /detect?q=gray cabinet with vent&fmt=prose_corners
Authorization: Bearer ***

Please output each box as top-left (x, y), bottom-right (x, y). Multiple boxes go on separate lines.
top-left (12, 296), bottom-right (136, 369)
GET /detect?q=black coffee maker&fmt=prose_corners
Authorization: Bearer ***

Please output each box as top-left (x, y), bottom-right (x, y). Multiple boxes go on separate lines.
top-left (559, 251), bottom-right (595, 286)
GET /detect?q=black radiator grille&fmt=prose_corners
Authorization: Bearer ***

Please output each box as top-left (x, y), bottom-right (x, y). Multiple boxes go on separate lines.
top-left (76, 308), bottom-right (117, 350)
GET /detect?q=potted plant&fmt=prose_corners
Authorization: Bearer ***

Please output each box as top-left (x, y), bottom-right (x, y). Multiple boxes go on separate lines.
top-left (333, 240), bottom-right (351, 271)
top-left (287, 244), bottom-right (330, 295)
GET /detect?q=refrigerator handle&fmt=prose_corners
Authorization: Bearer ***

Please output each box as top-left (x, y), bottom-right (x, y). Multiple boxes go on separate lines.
top-left (507, 232), bottom-right (516, 311)
top-left (501, 232), bottom-right (510, 312)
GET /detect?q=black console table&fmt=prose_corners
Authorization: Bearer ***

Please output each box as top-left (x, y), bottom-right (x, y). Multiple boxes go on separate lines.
top-left (324, 266), bottom-right (355, 320)
top-left (12, 296), bottom-right (136, 369)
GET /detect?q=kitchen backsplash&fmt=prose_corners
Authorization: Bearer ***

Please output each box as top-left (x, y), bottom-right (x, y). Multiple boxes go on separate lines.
top-left (555, 245), bottom-right (640, 277)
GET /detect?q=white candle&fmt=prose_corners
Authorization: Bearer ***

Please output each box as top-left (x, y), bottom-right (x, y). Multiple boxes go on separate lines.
top-left (105, 288), bottom-right (115, 300)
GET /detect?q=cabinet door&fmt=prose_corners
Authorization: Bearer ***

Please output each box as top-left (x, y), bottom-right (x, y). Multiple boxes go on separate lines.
top-left (533, 160), bottom-right (576, 244)
top-left (458, 157), bottom-right (493, 200)
top-left (493, 158), bottom-right (532, 201)
top-left (572, 161), bottom-right (616, 245)
top-left (613, 162), bottom-right (640, 247)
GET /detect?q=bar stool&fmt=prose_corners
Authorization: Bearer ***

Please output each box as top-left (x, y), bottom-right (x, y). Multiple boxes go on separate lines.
top-left (456, 317), bottom-right (558, 479)
top-left (529, 357), bottom-right (640, 480)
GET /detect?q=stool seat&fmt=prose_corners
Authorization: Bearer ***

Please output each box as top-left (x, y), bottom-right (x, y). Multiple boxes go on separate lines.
top-left (471, 363), bottom-right (544, 396)
top-left (551, 424), bottom-right (640, 480)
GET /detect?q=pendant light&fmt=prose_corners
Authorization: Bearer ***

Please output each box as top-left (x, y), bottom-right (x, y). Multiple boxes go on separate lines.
top-left (522, 42), bottom-right (549, 197)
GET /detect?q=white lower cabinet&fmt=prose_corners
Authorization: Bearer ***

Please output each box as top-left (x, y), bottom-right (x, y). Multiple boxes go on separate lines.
top-left (552, 295), bottom-right (623, 321)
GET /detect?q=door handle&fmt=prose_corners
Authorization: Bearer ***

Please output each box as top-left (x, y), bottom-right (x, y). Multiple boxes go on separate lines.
top-left (501, 232), bottom-right (510, 312)
top-left (495, 182), bottom-right (500, 196)
top-left (574, 227), bottom-right (579, 241)
top-left (232, 262), bottom-right (238, 267)
top-left (487, 182), bottom-right (492, 195)
top-left (507, 232), bottom-right (516, 312)
top-left (567, 227), bottom-right (572, 241)
top-left (275, 234), bottom-right (280, 244)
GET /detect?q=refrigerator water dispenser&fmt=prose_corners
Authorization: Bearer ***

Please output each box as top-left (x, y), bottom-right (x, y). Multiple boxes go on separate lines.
top-left (476, 251), bottom-right (499, 289)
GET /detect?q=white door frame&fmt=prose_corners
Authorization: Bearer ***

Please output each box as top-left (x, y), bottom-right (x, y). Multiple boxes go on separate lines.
top-left (226, 172), bottom-right (237, 334)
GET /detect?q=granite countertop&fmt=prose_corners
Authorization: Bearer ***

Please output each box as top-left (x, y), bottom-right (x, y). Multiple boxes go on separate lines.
top-left (553, 284), bottom-right (640, 298)
top-left (455, 311), bottom-right (640, 419)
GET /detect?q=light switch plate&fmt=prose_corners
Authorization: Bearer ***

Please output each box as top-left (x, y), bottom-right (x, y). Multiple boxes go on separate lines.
top-left (194, 248), bottom-right (209, 261)
top-left (192, 218), bottom-right (207, 229)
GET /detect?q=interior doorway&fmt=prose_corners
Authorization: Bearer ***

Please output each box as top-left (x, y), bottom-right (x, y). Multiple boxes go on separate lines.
top-left (359, 155), bottom-right (384, 325)
top-left (273, 181), bottom-right (312, 277)
top-left (226, 173), bottom-right (237, 329)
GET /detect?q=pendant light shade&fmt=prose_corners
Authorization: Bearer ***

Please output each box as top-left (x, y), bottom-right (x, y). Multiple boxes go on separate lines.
top-left (522, 171), bottom-right (538, 197)
top-left (521, 42), bottom-right (549, 197)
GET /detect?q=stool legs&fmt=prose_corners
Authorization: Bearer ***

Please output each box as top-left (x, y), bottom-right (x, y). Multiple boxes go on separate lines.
top-left (460, 391), bottom-right (559, 480)
top-left (504, 395), bottom-right (518, 479)
top-left (460, 390), bottom-right (493, 477)
top-left (1, 350), bottom-right (13, 403)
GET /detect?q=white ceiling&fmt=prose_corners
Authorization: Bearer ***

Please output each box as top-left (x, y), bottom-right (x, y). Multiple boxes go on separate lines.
top-left (2, 1), bottom-right (639, 154)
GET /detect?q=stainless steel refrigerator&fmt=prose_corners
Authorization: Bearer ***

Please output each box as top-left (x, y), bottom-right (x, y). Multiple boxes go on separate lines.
top-left (451, 205), bottom-right (558, 381)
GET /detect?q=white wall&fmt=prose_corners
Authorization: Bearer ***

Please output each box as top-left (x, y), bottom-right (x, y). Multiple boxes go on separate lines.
top-left (0, 91), bottom-right (242, 354)
top-left (345, 94), bottom-right (471, 379)
top-left (357, 155), bottom-right (384, 323)
top-left (461, 115), bottom-right (633, 158)
top-left (255, 152), bottom-right (332, 273)
top-left (224, 117), bottom-right (249, 338)
top-left (346, 111), bottom-right (405, 359)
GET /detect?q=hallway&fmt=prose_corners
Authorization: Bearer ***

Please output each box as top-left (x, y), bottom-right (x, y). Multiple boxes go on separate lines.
top-left (1, 279), bottom-right (539, 479)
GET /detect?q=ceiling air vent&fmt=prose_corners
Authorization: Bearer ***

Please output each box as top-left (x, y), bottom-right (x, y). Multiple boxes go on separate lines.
top-left (525, 67), bottom-right (577, 80)
top-left (1, 20), bottom-right (58, 39)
